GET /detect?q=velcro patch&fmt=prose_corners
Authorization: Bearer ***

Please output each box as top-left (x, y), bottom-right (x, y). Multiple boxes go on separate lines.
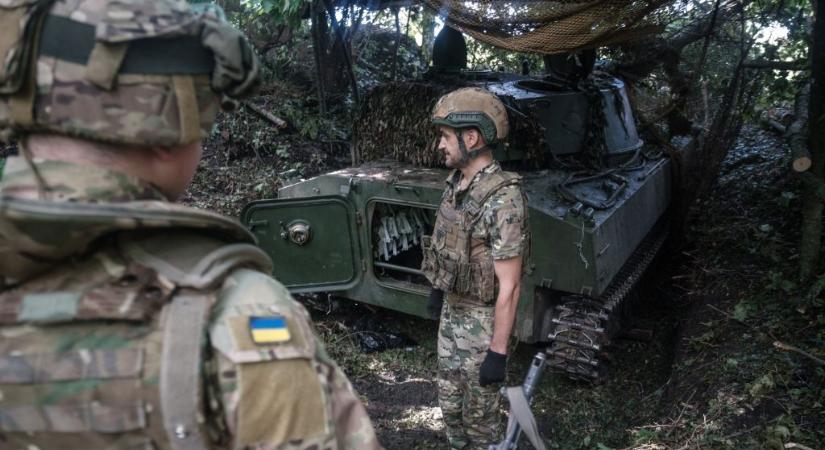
top-left (249, 316), bottom-right (291, 344)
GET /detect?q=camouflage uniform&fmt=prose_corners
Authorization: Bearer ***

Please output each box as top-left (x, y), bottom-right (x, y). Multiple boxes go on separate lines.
top-left (425, 162), bottom-right (529, 449)
top-left (0, 157), bottom-right (381, 449)
top-left (0, 1), bottom-right (380, 449)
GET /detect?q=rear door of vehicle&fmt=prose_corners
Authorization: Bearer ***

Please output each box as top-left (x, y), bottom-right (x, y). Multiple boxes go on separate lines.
top-left (241, 196), bottom-right (361, 292)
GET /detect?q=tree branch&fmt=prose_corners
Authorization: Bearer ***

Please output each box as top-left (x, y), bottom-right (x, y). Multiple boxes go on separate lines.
top-left (609, 0), bottom-right (751, 81)
top-left (244, 102), bottom-right (288, 129)
top-left (774, 341), bottom-right (825, 366)
top-left (742, 59), bottom-right (809, 70)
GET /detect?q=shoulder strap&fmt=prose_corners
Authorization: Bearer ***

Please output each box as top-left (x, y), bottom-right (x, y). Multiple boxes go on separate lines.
top-left (119, 233), bottom-right (273, 290)
top-left (466, 171), bottom-right (522, 227)
top-left (160, 292), bottom-right (213, 450)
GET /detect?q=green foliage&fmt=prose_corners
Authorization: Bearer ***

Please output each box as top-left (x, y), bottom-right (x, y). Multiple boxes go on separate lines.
top-left (689, 324), bottom-right (719, 351)
top-left (355, 28), bottom-right (426, 82)
top-left (767, 270), bottom-right (797, 293)
top-left (732, 301), bottom-right (751, 321)
top-left (631, 428), bottom-right (659, 445)
top-left (243, 0), bottom-right (309, 27)
top-left (746, 373), bottom-right (775, 398)
top-left (464, 36), bottom-right (544, 73)
top-left (746, 0), bottom-right (812, 109)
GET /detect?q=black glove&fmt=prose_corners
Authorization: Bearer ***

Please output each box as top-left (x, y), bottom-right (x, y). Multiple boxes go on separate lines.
top-left (427, 288), bottom-right (444, 319)
top-left (479, 350), bottom-right (507, 387)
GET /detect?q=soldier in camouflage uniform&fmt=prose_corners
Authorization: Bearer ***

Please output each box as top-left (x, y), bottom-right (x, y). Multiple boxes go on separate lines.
top-left (0, 1), bottom-right (380, 449)
top-left (421, 87), bottom-right (530, 449)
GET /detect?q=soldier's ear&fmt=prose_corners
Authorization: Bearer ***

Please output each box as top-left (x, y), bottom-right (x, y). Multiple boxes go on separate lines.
top-left (467, 128), bottom-right (483, 149)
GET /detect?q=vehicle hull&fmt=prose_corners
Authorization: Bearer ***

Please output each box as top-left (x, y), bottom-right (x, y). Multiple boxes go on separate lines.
top-left (241, 157), bottom-right (671, 342)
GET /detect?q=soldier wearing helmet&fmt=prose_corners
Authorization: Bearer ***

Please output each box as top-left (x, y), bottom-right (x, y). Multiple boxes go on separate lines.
top-left (422, 87), bottom-right (530, 449)
top-left (0, 1), bottom-right (380, 449)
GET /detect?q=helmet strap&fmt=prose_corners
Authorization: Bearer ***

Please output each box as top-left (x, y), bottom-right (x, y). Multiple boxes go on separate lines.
top-left (455, 129), bottom-right (471, 167)
top-left (455, 128), bottom-right (490, 168)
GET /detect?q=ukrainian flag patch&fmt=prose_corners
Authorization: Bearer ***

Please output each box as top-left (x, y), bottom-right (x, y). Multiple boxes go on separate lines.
top-left (249, 315), bottom-right (291, 344)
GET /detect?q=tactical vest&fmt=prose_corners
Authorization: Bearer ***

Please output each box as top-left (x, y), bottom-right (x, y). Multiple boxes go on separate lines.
top-left (0, 201), bottom-right (272, 450)
top-left (421, 169), bottom-right (521, 305)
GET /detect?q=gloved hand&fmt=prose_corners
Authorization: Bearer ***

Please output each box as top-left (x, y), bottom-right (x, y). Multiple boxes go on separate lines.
top-left (479, 350), bottom-right (507, 387)
top-left (427, 288), bottom-right (444, 319)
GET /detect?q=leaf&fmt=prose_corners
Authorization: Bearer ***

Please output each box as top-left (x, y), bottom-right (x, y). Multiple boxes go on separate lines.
top-left (772, 424), bottom-right (790, 440)
top-left (778, 191), bottom-right (796, 207)
top-left (733, 302), bottom-right (749, 321)
top-left (747, 373), bottom-right (775, 398)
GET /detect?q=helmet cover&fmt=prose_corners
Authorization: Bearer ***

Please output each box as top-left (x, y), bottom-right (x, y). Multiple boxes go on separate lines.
top-left (0, 0), bottom-right (260, 146)
top-left (431, 87), bottom-right (509, 145)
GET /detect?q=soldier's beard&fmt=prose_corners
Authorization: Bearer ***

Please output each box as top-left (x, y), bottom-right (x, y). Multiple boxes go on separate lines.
top-left (444, 151), bottom-right (469, 169)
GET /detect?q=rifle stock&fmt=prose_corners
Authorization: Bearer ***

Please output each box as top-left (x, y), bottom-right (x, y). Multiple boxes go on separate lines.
top-left (490, 351), bottom-right (549, 450)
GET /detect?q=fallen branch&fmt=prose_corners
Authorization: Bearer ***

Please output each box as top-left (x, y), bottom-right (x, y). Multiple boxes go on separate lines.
top-left (742, 59), bottom-right (808, 70)
top-left (244, 102), bottom-right (288, 129)
top-left (773, 340), bottom-right (825, 366)
top-left (760, 117), bottom-right (787, 134)
top-left (785, 443), bottom-right (816, 450)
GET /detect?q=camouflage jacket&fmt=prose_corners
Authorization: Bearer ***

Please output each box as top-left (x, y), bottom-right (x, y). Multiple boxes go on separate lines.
top-left (0, 156), bottom-right (381, 450)
top-left (422, 162), bottom-right (529, 306)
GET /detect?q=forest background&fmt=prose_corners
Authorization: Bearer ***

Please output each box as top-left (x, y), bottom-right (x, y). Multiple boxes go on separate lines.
top-left (175, 0), bottom-right (824, 448)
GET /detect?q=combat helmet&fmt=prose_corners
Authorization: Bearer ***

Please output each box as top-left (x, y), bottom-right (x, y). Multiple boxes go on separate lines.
top-left (0, 0), bottom-right (259, 146)
top-left (432, 86), bottom-right (509, 158)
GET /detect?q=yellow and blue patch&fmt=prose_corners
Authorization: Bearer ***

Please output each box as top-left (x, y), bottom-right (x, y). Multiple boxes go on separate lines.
top-left (249, 315), bottom-right (291, 344)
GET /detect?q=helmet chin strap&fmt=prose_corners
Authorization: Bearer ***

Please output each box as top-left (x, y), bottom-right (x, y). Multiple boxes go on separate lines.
top-left (455, 128), bottom-right (489, 168)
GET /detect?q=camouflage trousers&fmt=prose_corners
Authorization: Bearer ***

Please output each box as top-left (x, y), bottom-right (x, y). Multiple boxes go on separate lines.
top-left (437, 300), bottom-right (505, 450)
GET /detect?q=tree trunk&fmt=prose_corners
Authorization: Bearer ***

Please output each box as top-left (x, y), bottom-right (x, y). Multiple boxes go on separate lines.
top-left (310, 1), bottom-right (327, 115)
top-left (787, 84), bottom-right (811, 172)
top-left (322, 0), bottom-right (360, 103)
top-left (391, 7), bottom-right (401, 81)
top-left (419, 7), bottom-right (435, 66)
top-left (799, 0), bottom-right (825, 279)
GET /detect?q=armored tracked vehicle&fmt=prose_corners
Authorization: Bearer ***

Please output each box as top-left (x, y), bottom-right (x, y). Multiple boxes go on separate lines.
top-left (241, 29), bottom-right (671, 379)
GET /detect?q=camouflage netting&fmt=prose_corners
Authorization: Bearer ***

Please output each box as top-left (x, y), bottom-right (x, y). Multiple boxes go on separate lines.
top-left (353, 81), bottom-right (547, 168)
top-left (353, 82), bottom-right (452, 167)
top-left (424, 0), bottom-right (670, 54)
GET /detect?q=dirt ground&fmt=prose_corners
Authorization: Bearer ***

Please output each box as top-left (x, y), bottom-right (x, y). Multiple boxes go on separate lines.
top-left (299, 253), bottom-right (683, 449)
top-left (186, 102), bottom-right (824, 449)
